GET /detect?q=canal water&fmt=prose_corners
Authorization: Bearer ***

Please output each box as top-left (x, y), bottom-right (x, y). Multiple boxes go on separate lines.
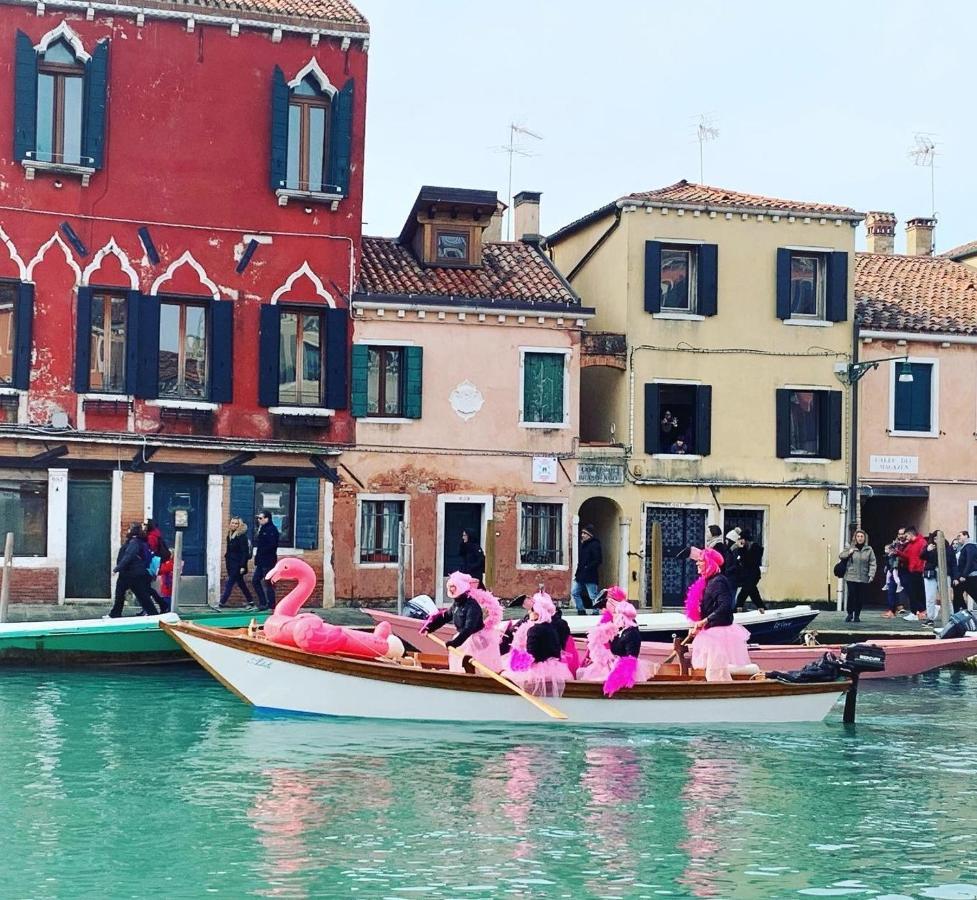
top-left (2, 667), bottom-right (977, 899)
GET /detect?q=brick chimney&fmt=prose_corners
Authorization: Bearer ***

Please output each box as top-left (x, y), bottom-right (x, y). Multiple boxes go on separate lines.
top-left (906, 216), bottom-right (936, 256)
top-left (483, 200), bottom-right (506, 242)
top-left (865, 211), bottom-right (896, 255)
top-left (513, 191), bottom-right (541, 241)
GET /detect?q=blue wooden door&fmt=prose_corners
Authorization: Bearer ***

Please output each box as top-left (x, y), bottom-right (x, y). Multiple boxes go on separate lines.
top-left (153, 475), bottom-right (207, 576)
top-left (65, 479), bottom-right (111, 597)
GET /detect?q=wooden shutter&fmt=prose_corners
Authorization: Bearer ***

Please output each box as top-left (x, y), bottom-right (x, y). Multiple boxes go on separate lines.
top-left (134, 294), bottom-right (160, 399)
top-left (895, 363), bottom-right (932, 432)
top-left (12, 282), bottom-right (34, 390)
top-left (257, 304), bottom-right (280, 407)
top-left (643, 383), bottom-right (660, 454)
top-left (826, 251), bottom-right (849, 322)
top-left (694, 385), bottom-right (712, 456)
top-left (269, 66), bottom-right (289, 191)
top-left (82, 39), bottom-right (109, 170)
top-left (697, 244), bottom-right (718, 316)
top-left (327, 79), bottom-right (354, 195)
top-left (294, 476), bottom-right (319, 549)
top-left (775, 248), bottom-right (792, 320)
top-left (775, 388), bottom-right (791, 458)
top-left (13, 31), bottom-right (37, 163)
top-left (230, 475), bottom-right (256, 525)
top-left (643, 241), bottom-right (662, 314)
top-left (124, 290), bottom-right (141, 395)
top-left (350, 344), bottom-right (369, 417)
top-left (324, 307), bottom-right (348, 410)
top-left (210, 300), bottom-right (234, 404)
top-left (822, 390), bottom-right (843, 460)
top-left (74, 287), bottom-right (93, 392)
top-left (403, 345), bottom-right (423, 419)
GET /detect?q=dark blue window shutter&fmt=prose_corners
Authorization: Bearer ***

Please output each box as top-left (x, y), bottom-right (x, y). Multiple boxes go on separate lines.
top-left (823, 390), bottom-right (843, 460)
top-left (258, 304), bottom-right (280, 407)
top-left (82, 39), bottom-right (109, 170)
top-left (210, 300), bottom-right (234, 403)
top-left (643, 383), bottom-right (660, 454)
top-left (124, 290), bottom-right (141, 395)
top-left (12, 282), bottom-right (34, 390)
top-left (13, 31), bottom-right (37, 162)
top-left (294, 477), bottom-right (319, 549)
top-left (776, 248), bottom-right (791, 320)
top-left (327, 79), bottom-right (354, 195)
top-left (350, 343), bottom-right (368, 417)
top-left (230, 475), bottom-right (256, 525)
top-left (643, 241), bottom-right (662, 314)
top-left (775, 388), bottom-right (790, 457)
top-left (695, 385), bottom-right (712, 456)
top-left (894, 363), bottom-right (932, 432)
top-left (74, 287), bottom-right (93, 392)
top-left (697, 244), bottom-right (718, 316)
top-left (403, 346), bottom-right (423, 419)
top-left (134, 295), bottom-right (160, 399)
top-left (324, 307), bottom-right (348, 410)
top-left (826, 251), bottom-right (848, 322)
top-left (270, 66), bottom-right (289, 191)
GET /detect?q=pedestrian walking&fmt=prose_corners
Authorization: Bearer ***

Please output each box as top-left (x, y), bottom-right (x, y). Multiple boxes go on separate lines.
top-left (571, 524), bottom-right (602, 615)
top-left (252, 510), bottom-right (280, 611)
top-left (895, 526), bottom-right (928, 621)
top-left (215, 516), bottom-right (255, 610)
top-left (952, 530), bottom-right (977, 613)
top-left (458, 528), bottom-right (486, 589)
top-left (838, 529), bottom-right (876, 623)
top-left (731, 529), bottom-right (766, 612)
top-left (107, 523), bottom-right (158, 618)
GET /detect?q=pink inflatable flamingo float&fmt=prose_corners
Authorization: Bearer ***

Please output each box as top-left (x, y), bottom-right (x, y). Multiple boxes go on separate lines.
top-left (263, 557), bottom-right (404, 660)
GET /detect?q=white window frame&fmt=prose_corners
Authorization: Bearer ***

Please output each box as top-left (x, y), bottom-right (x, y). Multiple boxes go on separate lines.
top-left (519, 346), bottom-right (571, 429)
top-left (787, 250), bottom-right (826, 321)
top-left (650, 377), bottom-right (704, 459)
top-left (721, 504), bottom-right (770, 572)
top-left (352, 338), bottom-right (416, 422)
top-left (355, 493), bottom-right (409, 569)
top-left (516, 496), bottom-right (569, 571)
top-left (888, 356), bottom-right (939, 438)
top-left (659, 243), bottom-right (698, 314)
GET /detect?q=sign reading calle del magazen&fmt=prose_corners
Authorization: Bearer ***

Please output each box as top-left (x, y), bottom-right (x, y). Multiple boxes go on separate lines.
top-left (869, 455), bottom-right (919, 474)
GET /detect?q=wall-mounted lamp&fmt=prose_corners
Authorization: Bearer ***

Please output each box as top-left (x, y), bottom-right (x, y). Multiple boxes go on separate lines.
top-left (846, 355), bottom-right (913, 385)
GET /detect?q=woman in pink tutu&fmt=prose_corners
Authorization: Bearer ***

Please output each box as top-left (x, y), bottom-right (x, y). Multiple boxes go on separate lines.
top-left (685, 547), bottom-right (751, 681)
top-left (577, 586), bottom-right (652, 695)
top-left (421, 572), bottom-right (504, 673)
top-left (500, 590), bottom-right (572, 697)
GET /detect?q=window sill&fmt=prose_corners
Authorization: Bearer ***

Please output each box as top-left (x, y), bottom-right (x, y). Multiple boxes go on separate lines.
top-left (0, 387), bottom-right (24, 396)
top-left (517, 563), bottom-right (569, 571)
top-left (276, 548), bottom-right (305, 556)
top-left (358, 417), bottom-right (415, 424)
top-left (83, 392), bottom-right (132, 403)
top-left (270, 406), bottom-right (335, 417)
top-left (22, 158), bottom-right (96, 186)
top-left (889, 430), bottom-right (939, 439)
top-left (652, 453), bottom-right (703, 460)
top-left (784, 457), bottom-right (831, 464)
top-left (275, 188), bottom-right (345, 210)
top-left (652, 312), bottom-right (705, 321)
top-left (356, 561), bottom-right (401, 569)
top-left (520, 421), bottom-right (570, 430)
top-left (783, 318), bottom-right (833, 328)
top-left (148, 399), bottom-right (218, 411)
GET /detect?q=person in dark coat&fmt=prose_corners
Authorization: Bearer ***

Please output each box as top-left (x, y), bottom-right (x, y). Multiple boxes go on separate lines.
top-left (458, 528), bottom-right (486, 588)
top-left (252, 510), bottom-right (280, 611)
top-left (686, 547), bottom-right (751, 681)
top-left (108, 523), bottom-right (158, 618)
top-left (215, 516), bottom-right (255, 610)
top-left (731, 529), bottom-right (766, 612)
top-left (572, 524), bottom-right (603, 615)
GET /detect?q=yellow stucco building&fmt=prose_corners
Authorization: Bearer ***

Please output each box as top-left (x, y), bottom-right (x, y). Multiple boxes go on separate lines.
top-left (546, 180), bottom-right (864, 607)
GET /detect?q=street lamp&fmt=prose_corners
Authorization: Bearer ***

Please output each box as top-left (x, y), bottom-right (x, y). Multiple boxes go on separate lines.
top-left (845, 356), bottom-right (914, 385)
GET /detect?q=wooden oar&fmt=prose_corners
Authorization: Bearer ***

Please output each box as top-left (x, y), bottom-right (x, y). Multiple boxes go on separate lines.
top-left (426, 633), bottom-right (568, 721)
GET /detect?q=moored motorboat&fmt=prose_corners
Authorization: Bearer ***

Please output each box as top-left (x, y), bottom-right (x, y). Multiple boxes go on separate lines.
top-left (161, 620), bottom-right (849, 726)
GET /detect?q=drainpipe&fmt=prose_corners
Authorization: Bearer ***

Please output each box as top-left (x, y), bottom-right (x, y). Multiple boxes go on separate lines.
top-left (848, 315), bottom-right (860, 536)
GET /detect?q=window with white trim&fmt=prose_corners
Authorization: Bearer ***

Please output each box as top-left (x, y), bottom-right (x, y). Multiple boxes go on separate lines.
top-left (359, 499), bottom-right (405, 564)
top-left (519, 502), bottom-right (564, 566)
top-left (521, 350), bottom-right (567, 425)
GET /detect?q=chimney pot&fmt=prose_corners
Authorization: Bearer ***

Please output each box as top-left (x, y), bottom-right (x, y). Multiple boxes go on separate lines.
top-left (865, 211), bottom-right (896, 255)
top-left (513, 190), bottom-right (542, 241)
top-left (906, 216), bottom-right (937, 257)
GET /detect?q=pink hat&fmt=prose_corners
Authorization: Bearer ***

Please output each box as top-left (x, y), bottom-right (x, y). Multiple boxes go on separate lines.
top-left (606, 585), bottom-right (627, 602)
top-left (691, 547), bottom-right (723, 578)
top-left (446, 571), bottom-right (476, 599)
top-left (530, 590), bottom-right (555, 623)
top-left (615, 600), bottom-right (637, 620)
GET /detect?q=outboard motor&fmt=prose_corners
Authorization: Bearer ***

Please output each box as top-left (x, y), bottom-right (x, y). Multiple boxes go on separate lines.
top-left (839, 643), bottom-right (887, 724)
top-left (936, 610), bottom-right (977, 640)
top-left (404, 594), bottom-right (439, 620)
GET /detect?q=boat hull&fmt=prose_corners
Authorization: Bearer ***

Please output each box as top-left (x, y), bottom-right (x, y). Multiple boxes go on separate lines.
top-left (164, 622), bottom-right (847, 726)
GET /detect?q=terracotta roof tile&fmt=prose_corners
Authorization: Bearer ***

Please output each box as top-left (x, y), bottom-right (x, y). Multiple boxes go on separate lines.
top-left (623, 179), bottom-right (859, 216)
top-left (126, 0), bottom-right (367, 27)
top-left (855, 253), bottom-right (977, 336)
top-left (358, 237), bottom-right (580, 307)
top-left (941, 239), bottom-right (977, 261)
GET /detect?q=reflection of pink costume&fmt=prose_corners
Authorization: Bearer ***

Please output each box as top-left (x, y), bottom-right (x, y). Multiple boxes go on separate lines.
top-left (501, 591), bottom-right (572, 697)
top-left (576, 588), bottom-right (652, 695)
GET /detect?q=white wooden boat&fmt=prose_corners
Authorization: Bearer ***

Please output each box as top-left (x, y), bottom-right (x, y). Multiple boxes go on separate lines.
top-left (161, 621), bottom-right (849, 726)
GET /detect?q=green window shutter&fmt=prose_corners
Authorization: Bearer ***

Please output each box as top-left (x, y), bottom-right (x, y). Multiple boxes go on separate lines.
top-left (350, 344), bottom-right (369, 417)
top-left (12, 283), bottom-right (34, 390)
top-left (294, 477), bottom-right (319, 550)
top-left (230, 476), bottom-right (256, 526)
top-left (74, 287), bottom-right (93, 392)
top-left (124, 291), bottom-right (142, 396)
top-left (894, 363), bottom-right (932, 432)
top-left (13, 31), bottom-right (37, 162)
top-left (258, 304), bottom-right (280, 407)
top-left (523, 352), bottom-right (564, 423)
top-left (323, 308), bottom-right (348, 410)
top-left (403, 346), bottom-right (423, 419)
top-left (209, 300), bottom-right (234, 404)
top-left (269, 66), bottom-right (289, 191)
top-left (326, 79), bottom-right (354, 195)
top-left (82, 39), bottom-right (109, 170)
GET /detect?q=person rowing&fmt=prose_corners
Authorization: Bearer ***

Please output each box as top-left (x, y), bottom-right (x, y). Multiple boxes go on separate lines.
top-left (500, 590), bottom-right (573, 697)
top-left (576, 585), bottom-right (651, 695)
top-left (500, 590), bottom-right (580, 676)
top-left (420, 571), bottom-right (504, 673)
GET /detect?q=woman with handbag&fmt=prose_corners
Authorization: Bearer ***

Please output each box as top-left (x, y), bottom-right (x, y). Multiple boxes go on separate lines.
top-left (838, 530), bottom-right (877, 623)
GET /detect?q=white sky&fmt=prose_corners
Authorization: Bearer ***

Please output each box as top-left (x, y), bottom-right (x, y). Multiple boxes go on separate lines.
top-left (355, 0), bottom-right (974, 254)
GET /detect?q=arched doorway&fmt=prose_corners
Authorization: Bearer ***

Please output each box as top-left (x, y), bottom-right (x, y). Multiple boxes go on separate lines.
top-left (577, 496), bottom-right (624, 599)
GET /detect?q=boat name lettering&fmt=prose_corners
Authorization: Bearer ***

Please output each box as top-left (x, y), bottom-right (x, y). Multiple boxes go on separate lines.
top-left (247, 656), bottom-right (273, 669)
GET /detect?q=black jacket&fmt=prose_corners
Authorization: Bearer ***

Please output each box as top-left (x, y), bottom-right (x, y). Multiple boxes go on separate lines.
top-left (956, 542), bottom-right (977, 579)
top-left (525, 621), bottom-right (562, 663)
top-left (253, 522), bottom-right (280, 568)
top-left (700, 574), bottom-right (735, 627)
top-left (114, 537), bottom-right (148, 578)
top-left (425, 594), bottom-right (485, 648)
top-left (552, 608), bottom-right (570, 649)
top-left (922, 541), bottom-right (958, 579)
top-left (575, 536), bottom-right (602, 583)
top-left (225, 531), bottom-right (251, 574)
top-left (731, 543), bottom-right (762, 586)
top-left (609, 624), bottom-right (642, 658)
top-left (459, 541), bottom-right (486, 583)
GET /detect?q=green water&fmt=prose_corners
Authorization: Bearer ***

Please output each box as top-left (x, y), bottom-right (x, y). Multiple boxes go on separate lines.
top-left (2, 668), bottom-right (977, 899)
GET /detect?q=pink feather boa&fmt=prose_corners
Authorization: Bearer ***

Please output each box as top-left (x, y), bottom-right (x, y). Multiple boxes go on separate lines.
top-left (585, 613), bottom-right (619, 671)
top-left (603, 655), bottom-right (639, 697)
top-left (684, 576), bottom-right (707, 623)
top-left (469, 587), bottom-right (503, 632)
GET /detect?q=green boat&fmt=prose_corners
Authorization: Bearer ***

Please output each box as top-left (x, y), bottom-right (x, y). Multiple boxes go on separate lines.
top-left (0, 611), bottom-right (270, 666)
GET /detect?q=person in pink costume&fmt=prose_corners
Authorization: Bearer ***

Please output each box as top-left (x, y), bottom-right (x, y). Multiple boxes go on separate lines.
top-left (421, 572), bottom-right (504, 673)
top-left (500, 590), bottom-right (572, 697)
top-left (576, 586), bottom-right (651, 695)
top-left (685, 546), bottom-right (751, 681)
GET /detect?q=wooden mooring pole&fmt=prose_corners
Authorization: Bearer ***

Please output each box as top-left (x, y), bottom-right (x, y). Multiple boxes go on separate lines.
top-left (396, 522), bottom-right (405, 616)
top-left (650, 521), bottom-right (663, 612)
top-left (170, 531), bottom-right (184, 616)
top-left (936, 530), bottom-right (950, 627)
top-left (0, 532), bottom-right (13, 624)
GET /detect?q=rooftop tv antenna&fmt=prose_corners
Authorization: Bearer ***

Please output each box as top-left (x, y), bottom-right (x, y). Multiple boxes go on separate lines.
top-left (695, 114), bottom-right (720, 183)
top-left (498, 123), bottom-right (542, 239)
top-left (908, 132), bottom-right (938, 219)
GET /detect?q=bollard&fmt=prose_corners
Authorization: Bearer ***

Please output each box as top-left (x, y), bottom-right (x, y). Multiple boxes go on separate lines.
top-left (170, 530), bottom-right (184, 616)
top-left (0, 532), bottom-right (13, 624)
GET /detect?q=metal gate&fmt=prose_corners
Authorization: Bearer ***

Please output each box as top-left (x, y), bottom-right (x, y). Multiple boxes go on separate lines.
top-left (645, 506), bottom-right (707, 607)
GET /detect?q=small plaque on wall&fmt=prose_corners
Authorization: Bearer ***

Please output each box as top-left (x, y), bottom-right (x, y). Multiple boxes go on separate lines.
top-left (532, 456), bottom-right (558, 484)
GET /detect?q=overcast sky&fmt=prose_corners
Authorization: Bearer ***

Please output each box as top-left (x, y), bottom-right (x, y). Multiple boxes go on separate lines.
top-left (354, 0), bottom-right (974, 254)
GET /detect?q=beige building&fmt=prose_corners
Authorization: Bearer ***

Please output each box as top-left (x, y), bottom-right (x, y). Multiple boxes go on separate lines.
top-left (547, 180), bottom-right (864, 607)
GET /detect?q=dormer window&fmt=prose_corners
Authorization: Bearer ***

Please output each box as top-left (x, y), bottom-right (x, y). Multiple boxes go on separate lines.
top-left (435, 229), bottom-right (470, 264)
